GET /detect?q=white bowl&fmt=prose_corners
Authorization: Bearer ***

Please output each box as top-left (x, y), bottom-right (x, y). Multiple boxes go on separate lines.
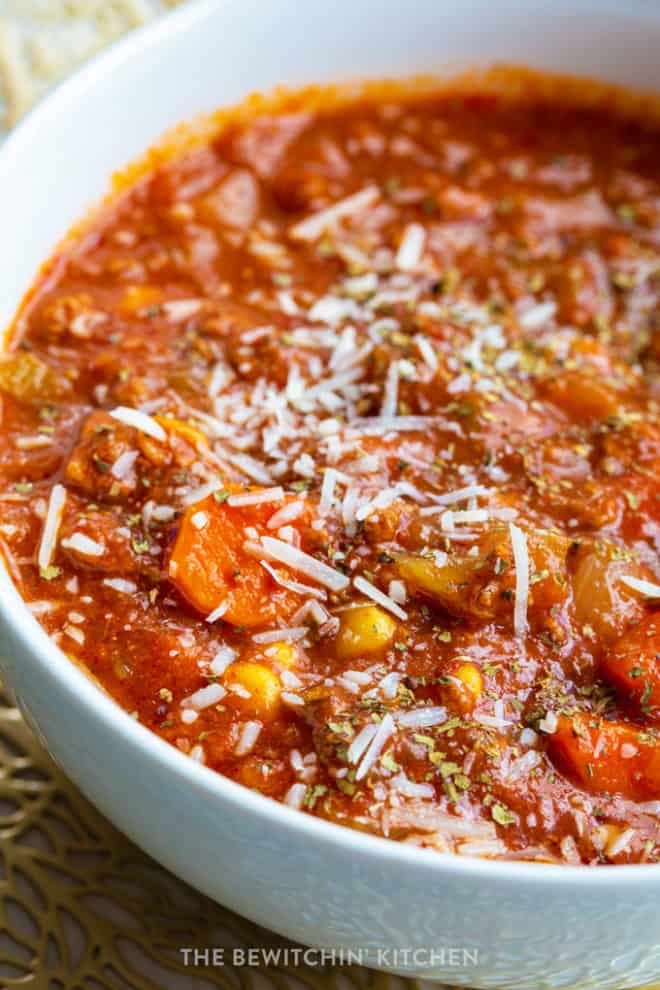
top-left (1, 2), bottom-right (659, 986)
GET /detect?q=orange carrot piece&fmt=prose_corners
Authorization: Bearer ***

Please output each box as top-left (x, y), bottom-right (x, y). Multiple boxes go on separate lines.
top-left (548, 715), bottom-right (660, 801)
top-left (168, 493), bottom-right (305, 627)
top-left (601, 614), bottom-right (660, 721)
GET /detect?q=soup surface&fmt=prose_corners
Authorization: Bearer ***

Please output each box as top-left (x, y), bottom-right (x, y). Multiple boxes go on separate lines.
top-left (1, 79), bottom-right (659, 864)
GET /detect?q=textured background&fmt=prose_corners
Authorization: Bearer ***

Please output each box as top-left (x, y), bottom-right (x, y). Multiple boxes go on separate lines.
top-left (0, 0), bottom-right (181, 127)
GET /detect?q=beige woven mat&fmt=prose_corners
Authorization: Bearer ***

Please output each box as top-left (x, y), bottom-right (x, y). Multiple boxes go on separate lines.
top-left (0, 5), bottom-right (658, 989)
top-left (0, 683), bottom-right (422, 988)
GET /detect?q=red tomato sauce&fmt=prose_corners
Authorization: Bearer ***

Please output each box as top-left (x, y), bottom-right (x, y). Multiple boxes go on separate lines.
top-left (1, 79), bottom-right (659, 864)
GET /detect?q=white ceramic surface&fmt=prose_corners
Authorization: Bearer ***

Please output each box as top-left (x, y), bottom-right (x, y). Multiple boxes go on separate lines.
top-left (1, 2), bottom-right (659, 987)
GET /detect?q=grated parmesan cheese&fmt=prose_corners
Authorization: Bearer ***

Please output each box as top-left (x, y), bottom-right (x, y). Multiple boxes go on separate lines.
top-left (235, 721), bottom-right (262, 756)
top-left (227, 487), bottom-right (284, 508)
top-left (353, 575), bottom-right (407, 620)
top-left (61, 533), bottom-right (105, 557)
top-left (37, 483), bottom-right (66, 572)
top-left (256, 536), bottom-right (349, 592)
top-left (509, 522), bottom-right (529, 638)
top-left (620, 575), bottom-right (660, 599)
top-left (395, 223), bottom-right (425, 271)
top-left (109, 406), bottom-right (166, 442)
top-left (355, 713), bottom-right (395, 781)
top-left (103, 578), bottom-right (137, 595)
top-left (289, 185), bottom-right (380, 241)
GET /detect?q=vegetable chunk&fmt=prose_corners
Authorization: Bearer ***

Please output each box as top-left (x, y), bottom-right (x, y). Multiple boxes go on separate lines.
top-left (168, 493), bottom-right (303, 627)
top-left (0, 351), bottom-right (64, 402)
top-left (601, 614), bottom-right (660, 720)
top-left (397, 527), bottom-right (569, 630)
top-left (548, 715), bottom-right (660, 801)
top-left (336, 605), bottom-right (397, 659)
top-left (224, 661), bottom-right (281, 716)
top-left (571, 543), bottom-right (646, 643)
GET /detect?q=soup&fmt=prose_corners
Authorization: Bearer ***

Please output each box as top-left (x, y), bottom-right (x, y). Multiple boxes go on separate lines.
top-left (1, 76), bottom-right (659, 864)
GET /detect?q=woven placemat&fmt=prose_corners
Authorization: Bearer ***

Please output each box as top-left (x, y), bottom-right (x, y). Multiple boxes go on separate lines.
top-left (0, 6), bottom-right (658, 989)
top-left (0, 682), bottom-right (421, 989)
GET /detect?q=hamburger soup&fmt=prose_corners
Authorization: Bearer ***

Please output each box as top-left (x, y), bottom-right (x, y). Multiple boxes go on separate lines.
top-left (1, 75), bottom-right (659, 865)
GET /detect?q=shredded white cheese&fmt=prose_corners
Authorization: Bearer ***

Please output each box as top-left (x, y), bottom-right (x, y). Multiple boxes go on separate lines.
top-left (347, 723), bottom-right (378, 764)
top-left (251, 626), bottom-right (308, 645)
top-left (109, 406), bottom-right (166, 442)
top-left (355, 713), bottom-right (395, 781)
top-left (395, 222), bottom-right (426, 271)
top-left (182, 682), bottom-right (227, 710)
top-left (103, 578), bottom-right (137, 595)
top-left (61, 533), bottom-right (105, 557)
top-left (289, 185), bottom-right (380, 241)
top-left (620, 575), bottom-right (660, 599)
top-left (37, 483), bottom-right (66, 572)
top-left (260, 560), bottom-right (327, 600)
top-left (111, 449), bottom-right (139, 481)
top-left (396, 706), bottom-right (448, 729)
top-left (380, 361), bottom-right (399, 418)
top-left (256, 537), bottom-right (349, 592)
top-left (353, 575), bottom-right (407, 620)
top-left (235, 721), bottom-right (262, 756)
top-left (509, 522), bottom-right (529, 637)
top-left (519, 300), bottom-right (557, 329)
top-left (415, 334), bottom-right (438, 372)
top-left (206, 601), bottom-right (228, 623)
top-left (210, 646), bottom-right (236, 676)
top-left (227, 487), bottom-right (284, 508)
top-left (284, 782), bottom-right (307, 809)
top-left (161, 298), bottom-right (202, 322)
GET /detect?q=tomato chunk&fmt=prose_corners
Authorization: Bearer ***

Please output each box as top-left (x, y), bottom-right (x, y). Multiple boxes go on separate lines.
top-left (168, 492), bottom-right (307, 627)
top-left (548, 715), bottom-right (660, 801)
top-left (601, 614), bottom-right (660, 721)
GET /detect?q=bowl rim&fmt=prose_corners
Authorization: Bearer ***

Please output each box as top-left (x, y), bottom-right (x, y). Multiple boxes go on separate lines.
top-left (1, 0), bottom-right (659, 887)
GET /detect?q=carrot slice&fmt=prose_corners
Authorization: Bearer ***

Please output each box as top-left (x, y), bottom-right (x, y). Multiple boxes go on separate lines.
top-left (548, 715), bottom-right (660, 801)
top-left (601, 614), bottom-right (660, 721)
top-left (168, 493), bottom-right (306, 627)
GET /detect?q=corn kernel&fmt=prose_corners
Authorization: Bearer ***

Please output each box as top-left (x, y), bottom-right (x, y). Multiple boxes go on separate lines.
top-left (455, 662), bottom-right (483, 701)
top-left (120, 285), bottom-right (162, 314)
top-left (336, 605), bottom-right (397, 659)
top-left (224, 661), bottom-right (281, 716)
top-left (267, 642), bottom-right (297, 668)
